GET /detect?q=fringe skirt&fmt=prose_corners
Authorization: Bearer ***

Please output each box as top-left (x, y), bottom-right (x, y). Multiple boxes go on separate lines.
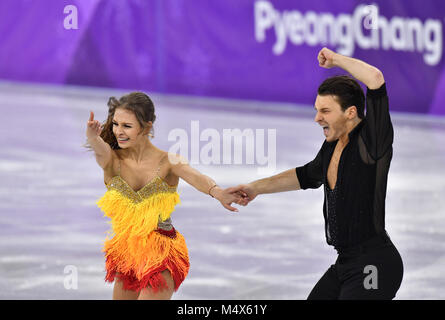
top-left (103, 227), bottom-right (190, 293)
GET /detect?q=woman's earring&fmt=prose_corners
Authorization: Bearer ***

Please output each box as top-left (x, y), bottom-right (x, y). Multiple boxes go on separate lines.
top-left (147, 125), bottom-right (154, 139)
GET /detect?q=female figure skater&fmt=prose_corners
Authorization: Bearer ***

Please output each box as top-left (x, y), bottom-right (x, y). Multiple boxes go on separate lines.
top-left (85, 92), bottom-right (243, 300)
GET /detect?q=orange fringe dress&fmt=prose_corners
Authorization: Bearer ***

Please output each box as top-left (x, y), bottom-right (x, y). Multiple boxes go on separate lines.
top-left (96, 170), bottom-right (189, 293)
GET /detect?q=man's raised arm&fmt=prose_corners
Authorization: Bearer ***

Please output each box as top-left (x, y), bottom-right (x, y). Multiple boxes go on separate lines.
top-left (318, 47), bottom-right (384, 89)
top-left (318, 47), bottom-right (392, 160)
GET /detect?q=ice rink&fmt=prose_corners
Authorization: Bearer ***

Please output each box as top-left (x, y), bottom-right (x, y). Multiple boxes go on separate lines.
top-left (1, 81), bottom-right (444, 300)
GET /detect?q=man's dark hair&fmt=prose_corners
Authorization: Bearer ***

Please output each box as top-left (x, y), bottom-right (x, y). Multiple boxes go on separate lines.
top-left (317, 75), bottom-right (365, 119)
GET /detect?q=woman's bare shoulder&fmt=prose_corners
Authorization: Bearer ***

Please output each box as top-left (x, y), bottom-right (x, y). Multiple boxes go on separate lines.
top-left (163, 151), bottom-right (189, 167)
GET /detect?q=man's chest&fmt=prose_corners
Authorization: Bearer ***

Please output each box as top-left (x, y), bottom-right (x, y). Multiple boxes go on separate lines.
top-left (327, 142), bottom-right (347, 190)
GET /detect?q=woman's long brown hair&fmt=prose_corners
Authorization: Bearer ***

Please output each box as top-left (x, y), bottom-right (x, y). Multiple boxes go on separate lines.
top-left (83, 92), bottom-right (156, 151)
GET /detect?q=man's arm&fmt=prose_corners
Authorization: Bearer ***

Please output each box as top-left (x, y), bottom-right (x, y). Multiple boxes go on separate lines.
top-left (319, 47), bottom-right (392, 160)
top-left (250, 168), bottom-right (301, 194)
top-left (227, 169), bottom-right (301, 205)
top-left (232, 146), bottom-right (324, 205)
top-left (318, 47), bottom-right (384, 89)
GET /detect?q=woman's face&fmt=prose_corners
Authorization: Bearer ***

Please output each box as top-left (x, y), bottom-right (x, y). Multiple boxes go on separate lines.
top-left (112, 108), bottom-right (151, 148)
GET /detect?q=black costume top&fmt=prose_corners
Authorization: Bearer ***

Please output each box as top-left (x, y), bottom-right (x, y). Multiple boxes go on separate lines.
top-left (295, 83), bottom-right (393, 251)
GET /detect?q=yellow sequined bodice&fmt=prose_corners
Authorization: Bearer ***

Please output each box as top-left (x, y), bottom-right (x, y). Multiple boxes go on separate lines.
top-left (96, 174), bottom-right (181, 239)
top-left (106, 175), bottom-right (178, 203)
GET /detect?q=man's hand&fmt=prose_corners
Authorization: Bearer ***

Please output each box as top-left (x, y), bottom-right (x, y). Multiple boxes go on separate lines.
top-left (211, 186), bottom-right (248, 212)
top-left (317, 47), bottom-right (337, 69)
top-left (225, 184), bottom-right (258, 207)
top-left (222, 168), bottom-right (301, 208)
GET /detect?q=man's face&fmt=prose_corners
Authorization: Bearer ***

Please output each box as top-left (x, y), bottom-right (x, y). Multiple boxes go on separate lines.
top-left (314, 95), bottom-right (349, 142)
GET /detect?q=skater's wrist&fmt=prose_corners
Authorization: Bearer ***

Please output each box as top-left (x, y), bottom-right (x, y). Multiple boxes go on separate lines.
top-left (248, 182), bottom-right (260, 196)
top-left (208, 184), bottom-right (222, 199)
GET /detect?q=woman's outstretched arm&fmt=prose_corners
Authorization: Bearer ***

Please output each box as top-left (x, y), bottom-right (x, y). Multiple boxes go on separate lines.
top-left (168, 153), bottom-right (245, 212)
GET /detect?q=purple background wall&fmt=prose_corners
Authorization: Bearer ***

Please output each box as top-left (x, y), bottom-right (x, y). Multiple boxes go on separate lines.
top-left (1, 0), bottom-right (444, 115)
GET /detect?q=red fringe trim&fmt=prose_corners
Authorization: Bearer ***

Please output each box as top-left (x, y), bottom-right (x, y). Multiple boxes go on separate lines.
top-left (104, 227), bottom-right (189, 293)
top-left (105, 259), bottom-right (188, 293)
top-left (155, 226), bottom-right (177, 239)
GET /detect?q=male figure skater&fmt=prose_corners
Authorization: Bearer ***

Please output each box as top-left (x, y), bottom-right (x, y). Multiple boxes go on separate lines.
top-left (232, 47), bottom-right (403, 299)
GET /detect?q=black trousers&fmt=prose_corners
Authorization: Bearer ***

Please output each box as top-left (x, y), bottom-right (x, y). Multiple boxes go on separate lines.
top-left (307, 233), bottom-right (404, 300)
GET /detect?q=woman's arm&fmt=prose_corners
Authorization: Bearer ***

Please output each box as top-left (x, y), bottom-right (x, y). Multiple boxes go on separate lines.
top-left (168, 154), bottom-right (243, 212)
top-left (87, 111), bottom-right (112, 169)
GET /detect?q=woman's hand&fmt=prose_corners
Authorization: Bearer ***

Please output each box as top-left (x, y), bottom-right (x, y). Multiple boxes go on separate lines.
top-left (225, 184), bottom-right (258, 206)
top-left (86, 111), bottom-right (103, 140)
top-left (169, 153), bottom-right (248, 212)
top-left (210, 186), bottom-right (247, 212)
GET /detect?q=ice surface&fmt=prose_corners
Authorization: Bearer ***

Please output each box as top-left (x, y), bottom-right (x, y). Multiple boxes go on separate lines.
top-left (0, 81), bottom-right (444, 299)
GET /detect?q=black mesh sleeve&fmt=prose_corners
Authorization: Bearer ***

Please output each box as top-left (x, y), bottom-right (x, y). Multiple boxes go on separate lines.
top-left (361, 83), bottom-right (394, 160)
top-left (295, 147), bottom-right (323, 190)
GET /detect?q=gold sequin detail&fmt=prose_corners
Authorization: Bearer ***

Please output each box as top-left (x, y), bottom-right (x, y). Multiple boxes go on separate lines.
top-left (106, 175), bottom-right (177, 203)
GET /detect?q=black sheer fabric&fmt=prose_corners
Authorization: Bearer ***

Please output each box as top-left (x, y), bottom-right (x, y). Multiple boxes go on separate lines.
top-left (326, 184), bottom-right (339, 247)
top-left (295, 83), bottom-right (393, 250)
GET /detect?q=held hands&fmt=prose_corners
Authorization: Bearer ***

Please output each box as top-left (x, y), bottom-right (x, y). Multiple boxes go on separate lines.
top-left (212, 184), bottom-right (258, 212)
top-left (86, 111), bottom-right (103, 140)
top-left (227, 184), bottom-right (257, 207)
top-left (210, 186), bottom-right (245, 213)
top-left (317, 47), bottom-right (337, 69)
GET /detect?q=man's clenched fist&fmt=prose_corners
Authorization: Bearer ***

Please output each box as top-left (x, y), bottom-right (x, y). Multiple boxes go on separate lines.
top-left (318, 47), bottom-right (337, 69)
